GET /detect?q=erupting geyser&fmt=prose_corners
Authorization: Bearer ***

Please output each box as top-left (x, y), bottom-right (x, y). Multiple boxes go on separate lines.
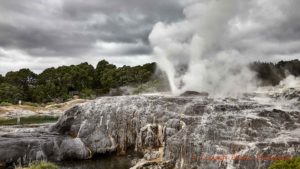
top-left (149, 0), bottom-right (295, 96)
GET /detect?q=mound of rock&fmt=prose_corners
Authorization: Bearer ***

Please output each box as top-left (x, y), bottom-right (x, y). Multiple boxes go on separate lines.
top-left (0, 93), bottom-right (299, 169)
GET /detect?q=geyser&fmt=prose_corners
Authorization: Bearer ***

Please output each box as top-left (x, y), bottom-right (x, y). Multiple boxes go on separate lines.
top-left (149, 0), bottom-right (293, 96)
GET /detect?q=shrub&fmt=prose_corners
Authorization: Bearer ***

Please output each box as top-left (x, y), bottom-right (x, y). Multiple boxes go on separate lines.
top-left (269, 157), bottom-right (300, 169)
top-left (79, 88), bottom-right (96, 99)
top-left (23, 102), bottom-right (40, 107)
top-left (0, 116), bottom-right (59, 126)
top-left (0, 102), bottom-right (13, 106)
top-left (27, 161), bottom-right (58, 169)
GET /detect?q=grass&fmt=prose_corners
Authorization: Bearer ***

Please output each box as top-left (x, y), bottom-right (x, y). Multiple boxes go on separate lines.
top-left (269, 157), bottom-right (300, 169)
top-left (0, 99), bottom-right (87, 114)
top-left (23, 102), bottom-right (41, 107)
top-left (0, 102), bottom-right (13, 106)
top-left (28, 161), bottom-right (58, 169)
top-left (16, 161), bottom-right (59, 169)
top-left (0, 115), bottom-right (59, 126)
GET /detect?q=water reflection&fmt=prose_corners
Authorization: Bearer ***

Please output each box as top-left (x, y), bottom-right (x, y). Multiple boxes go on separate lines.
top-left (58, 155), bottom-right (132, 169)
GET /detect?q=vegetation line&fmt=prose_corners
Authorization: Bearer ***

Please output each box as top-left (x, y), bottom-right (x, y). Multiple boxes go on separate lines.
top-left (0, 60), bottom-right (156, 104)
top-left (0, 116), bottom-right (59, 126)
top-left (0, 59), bottom-right (300, 104)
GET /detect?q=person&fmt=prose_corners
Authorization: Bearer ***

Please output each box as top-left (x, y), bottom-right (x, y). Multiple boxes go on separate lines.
top-left (17, 100), bottom-right (22, 125)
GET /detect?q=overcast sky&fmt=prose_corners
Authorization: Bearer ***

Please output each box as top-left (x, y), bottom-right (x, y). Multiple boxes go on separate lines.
top-left (0, 0), bottom-right (184, 74)
top-left (0, 0), bottom-right (300, 75)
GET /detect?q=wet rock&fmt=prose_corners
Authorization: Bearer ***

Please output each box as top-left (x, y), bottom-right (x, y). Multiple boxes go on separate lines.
top-left (180, 91), bottom-right (209, 97)
top-left (144, 151), bottom-right (160, 160)
top-left (131, 160), bottom-right (175, 169)
top-left (59, 138), bottom-right (90, 160)
top-left (0, 92), bottom-right (300, 169)
top-left (141, 125), bottom-right (161, 149)
top-left (0, 130), bottom-right (63, 166)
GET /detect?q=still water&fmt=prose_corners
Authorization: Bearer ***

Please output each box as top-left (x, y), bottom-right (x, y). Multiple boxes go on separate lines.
top-left (57, 154), bottom-right (134, 169)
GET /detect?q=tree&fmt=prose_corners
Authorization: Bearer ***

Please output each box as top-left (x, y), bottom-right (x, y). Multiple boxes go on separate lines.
top-left (0, 83), bottom-right (24, 103)
top-left (34, 63), bottom-right (97, 102)
top-left (72, 62), bottom-right (94, 91)
top-left (31, 84), bottom-right (58, 103)
top-left (5, 69), bottom-right (37, 86)
top-left (95, 60), bottom-right (116, 89)
top-left (277, 59), bottom-right (300, 77)
top-left (0, 74), bottom-right (4, 84)
top-left (4, 69), bottom-right (37, 101)
top-left (36, 67), bottom-right (62, 102)
top-left (114, 63), bottom-right (156, 87)
top-left (101, 68), bottom-right (118, 89)
top-left (250, 60), bottom-right (300, 86)
top-left (116, 65), bottom-right (134, 86)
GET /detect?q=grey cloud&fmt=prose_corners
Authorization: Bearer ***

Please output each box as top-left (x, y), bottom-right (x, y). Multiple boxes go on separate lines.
top-left (219, 0), bottom-right (300, 61)
top-left (0, 0), bottom-right (183, 58)
top-left (1, 0), bottom-right (300, 75)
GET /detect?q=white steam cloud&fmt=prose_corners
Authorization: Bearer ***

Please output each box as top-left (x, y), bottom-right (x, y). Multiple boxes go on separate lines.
top-left (279, 75), bottom-right (300, 89)
top-left (149, 0), bottom-right (296, 97)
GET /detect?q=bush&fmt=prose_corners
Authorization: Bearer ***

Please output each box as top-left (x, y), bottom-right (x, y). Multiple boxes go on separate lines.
top-left (133, 80), bottom-right (160, 94)
top-left (27, 161), bottom-right (58, 169)
top-left (23, 102), bottom-right (40, 107)
top-left (0, 83), bottom-right (24, 104)
top-left (0, 116), bottom-right (59, 126)
top-left (269, 157), bottom-right (300, 169)
top-left (0, 102), bottom-right (13, 106)
top-left (79, 88), bottom-right (96, 99)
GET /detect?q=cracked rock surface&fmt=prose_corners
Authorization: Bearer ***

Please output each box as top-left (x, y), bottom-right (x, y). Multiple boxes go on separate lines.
top-left (0, 88), bottom-right (299, 169)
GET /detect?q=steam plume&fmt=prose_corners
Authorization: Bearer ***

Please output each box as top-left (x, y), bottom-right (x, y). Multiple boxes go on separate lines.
top-left (149, 0), bottom-right (293, 96)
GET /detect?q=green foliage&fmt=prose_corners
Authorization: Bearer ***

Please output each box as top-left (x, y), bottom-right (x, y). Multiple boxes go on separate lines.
top-left (101, 68), bottom-right (118, 88)
top-left (1, 59), bottom-right (298, 104)
top-left (4, 69), bottom-right (37, 101)
top-left (0, 74), bottom-right (4, 84)
top-left (0, 102), bottom-right (13, 106)
top-left (74, 62), bottom-right (95, 90)
top-left (133, 80), bottom-right (161, 94)
top-left (0, 60), bottom-right (157, 104)
top-left (0, 116), bottom-right (59, 126)
top-left (0, 83), bottom-right (24, 103)
top-left (79, 88), bottom-right (96, 99)
top-left (269, 157), bottom-right (300, 169)
top-left (250, 60), bottom-right (300, 86)
top-left (23, 102), bottom-right (40, 107)
top-left (27, 161), bottom-right (58, 169)
top-left (95, 60), bottom-right (117, 88)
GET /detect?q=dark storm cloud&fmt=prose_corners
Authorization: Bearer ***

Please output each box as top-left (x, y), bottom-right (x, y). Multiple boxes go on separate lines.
top-left (0, 0), bottom-right (183, 57)
top-left (1, 0), bottom-right (300, 75)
